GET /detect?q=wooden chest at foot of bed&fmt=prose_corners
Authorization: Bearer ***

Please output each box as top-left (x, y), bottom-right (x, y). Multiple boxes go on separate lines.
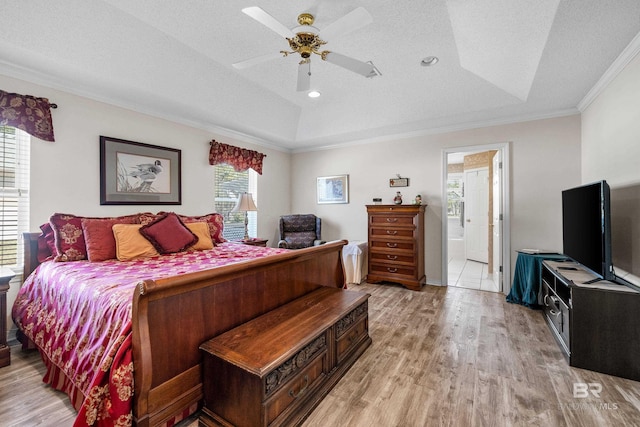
top-left (199, 287), bottom-right (371, 427)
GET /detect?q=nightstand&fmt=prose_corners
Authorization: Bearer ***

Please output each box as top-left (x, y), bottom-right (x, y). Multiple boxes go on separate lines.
top-left (0, 267), bottom-right (16, 368)
top-left (235, 238), bottom-right (268, 247)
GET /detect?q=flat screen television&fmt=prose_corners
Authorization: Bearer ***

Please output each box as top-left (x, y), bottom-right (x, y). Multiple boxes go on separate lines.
top-left (562, 180), bottom-right (614, 281)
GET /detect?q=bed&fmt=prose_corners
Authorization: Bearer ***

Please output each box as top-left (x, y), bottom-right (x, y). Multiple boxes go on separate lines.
top-left (12, 212), bottom-right (347, 427)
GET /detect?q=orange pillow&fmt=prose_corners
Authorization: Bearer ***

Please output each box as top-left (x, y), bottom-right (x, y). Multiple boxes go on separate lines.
top-left (186, 222), bottom-right (214, 251)
top-left (112, 224), bottom-right (159, 261)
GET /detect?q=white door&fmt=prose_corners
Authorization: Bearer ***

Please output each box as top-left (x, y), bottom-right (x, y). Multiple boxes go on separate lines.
top-left (465, 168), bottom-right (489, 263)
top-left (492, 152), bottom-right (502, 286)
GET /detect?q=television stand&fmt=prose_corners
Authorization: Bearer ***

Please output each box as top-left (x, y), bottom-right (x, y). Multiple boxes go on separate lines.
top-left (542, 260), bottom-right (640, 381)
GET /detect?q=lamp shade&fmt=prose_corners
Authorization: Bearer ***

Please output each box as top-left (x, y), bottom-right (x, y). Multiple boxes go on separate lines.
top-left (231, 192), bottom-right (257, 212)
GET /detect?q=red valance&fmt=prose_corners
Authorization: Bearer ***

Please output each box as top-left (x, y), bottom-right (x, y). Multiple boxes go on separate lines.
top-left (209, 140), bottom-right (266, 175)
top-left (0, 89), bottom-right (56, 142)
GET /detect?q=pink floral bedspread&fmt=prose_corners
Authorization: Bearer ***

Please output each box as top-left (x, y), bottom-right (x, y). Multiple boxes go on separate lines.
top-left (11, 242), bottom-right (287, 427)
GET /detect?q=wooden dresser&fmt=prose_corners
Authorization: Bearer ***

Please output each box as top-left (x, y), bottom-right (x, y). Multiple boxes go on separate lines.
top-left (366, 204), bottom-right (426, 291)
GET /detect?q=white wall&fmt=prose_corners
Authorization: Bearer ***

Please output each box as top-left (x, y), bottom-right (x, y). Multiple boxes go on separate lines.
top-left (292, 115), bottom-right (582, 285)
top-left (1, 74), bottom-right (291, 318)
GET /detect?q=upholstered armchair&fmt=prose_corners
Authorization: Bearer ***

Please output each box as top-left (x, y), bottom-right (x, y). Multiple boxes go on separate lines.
top-left (277, 214), bottom-right (325, 249)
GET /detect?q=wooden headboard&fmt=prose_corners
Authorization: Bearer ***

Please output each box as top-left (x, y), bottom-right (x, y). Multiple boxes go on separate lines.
top-left (23, 232), bottom-right (40, 279)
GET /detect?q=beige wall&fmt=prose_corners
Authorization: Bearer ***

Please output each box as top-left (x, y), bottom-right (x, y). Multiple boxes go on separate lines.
top-left (582, 51), bottom-right (640, 282)
top-left (292, 115), bottom-right (582, 285)
top-left (1, 74), bottom-right (291, 315)
top-left (582, 52), bottom-right (640, 186)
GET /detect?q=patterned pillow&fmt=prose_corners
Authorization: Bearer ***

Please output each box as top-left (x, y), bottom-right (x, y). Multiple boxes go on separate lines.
top-left (49, 213), bottom-right (88, 261)
top-left (49, 213), bottom-right (140, 262)
top-left (137, 212), bottom-right (160, 226)
top-left (160, 212), bottom-right (226, 244)
top-left (82, 216), bottom-right (139, 262)
top-left (112, 224), bottom-right (159, 261)
top-left (139, 212), bottom-right (198, 254)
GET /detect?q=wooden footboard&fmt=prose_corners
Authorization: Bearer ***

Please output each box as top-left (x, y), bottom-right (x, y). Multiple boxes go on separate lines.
top-left (22, 233), bottom-right (347, 426)
top-left (132, 240), bottom-right (347, 426)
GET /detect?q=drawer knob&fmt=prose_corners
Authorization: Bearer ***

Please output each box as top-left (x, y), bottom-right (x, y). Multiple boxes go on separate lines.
top-left (288, 375), bottom-right (309, 399)
top-left (386, 218), bottom-right (398, 222)
top-left (386, 230), bottom-right (397, 235)
top-left (387, 255), bottom-right (398, 260)
top-left (386, 243), bottom-right (398, 248)
top-left (387, 267), bottom-right (398, 273)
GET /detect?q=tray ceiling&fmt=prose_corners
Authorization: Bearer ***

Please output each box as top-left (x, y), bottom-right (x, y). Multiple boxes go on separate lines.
top-left (0, 0), bottom-right (639, 150)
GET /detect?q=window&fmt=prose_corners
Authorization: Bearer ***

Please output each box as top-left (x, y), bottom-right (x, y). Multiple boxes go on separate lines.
top-left (0, 126), bottom-right (30, 267)
top-left (213, 164), bottom-right (257, 241)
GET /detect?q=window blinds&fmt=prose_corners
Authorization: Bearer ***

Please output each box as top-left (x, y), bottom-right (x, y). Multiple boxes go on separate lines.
top-left (213, 164), bottom-right (257, 240)
top-left (0, 126), bottom-right (29, 267)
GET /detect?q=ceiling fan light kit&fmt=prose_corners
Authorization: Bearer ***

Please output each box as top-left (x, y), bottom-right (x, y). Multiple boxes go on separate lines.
top-left (236, 7), bottom-right (378, 91)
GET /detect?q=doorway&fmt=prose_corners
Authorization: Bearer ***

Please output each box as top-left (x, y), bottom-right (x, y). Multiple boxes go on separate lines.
top-left (442, 143), bottom-right (510, 293)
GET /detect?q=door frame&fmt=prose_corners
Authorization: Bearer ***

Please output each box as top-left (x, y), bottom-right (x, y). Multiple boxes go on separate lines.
top-left (442, 142), bottom-right (511, 293)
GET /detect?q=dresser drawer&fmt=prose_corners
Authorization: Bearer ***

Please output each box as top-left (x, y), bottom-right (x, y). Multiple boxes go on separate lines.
top-left (336, 316), bottom-right (368, 363)
top-left (369, 227), bottom-right (415, 239)
top-left (265, 351), bottom-right (327, 425)
top-left (369, 215), bottom-right (416, 227)
top-left (335, 301), bottom-right (368, 363)
top-left (369, 263), bottom-right (416, 277)
top-left (369, 251), bottom-right (415, 264)
top-left (369, 240), bottom-right (415, 251)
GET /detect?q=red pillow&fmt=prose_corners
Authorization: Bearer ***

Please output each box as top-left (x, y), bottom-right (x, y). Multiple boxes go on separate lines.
top-left (160, 212), bottom-right (226, 244)
top-left (139, 212), bottom-right (198, 254)
top-left (37, 222), bottom-right (56, 262)
top-left (82, 216), bottom-right (139, 262)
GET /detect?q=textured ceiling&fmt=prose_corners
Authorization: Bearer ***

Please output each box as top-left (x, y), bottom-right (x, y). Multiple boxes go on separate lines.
top-left (0, 0), bottom-right (639, 151)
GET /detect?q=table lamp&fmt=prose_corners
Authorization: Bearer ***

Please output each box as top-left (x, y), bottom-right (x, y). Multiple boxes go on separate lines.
top-left (231, 192), bottom-right (257, 240)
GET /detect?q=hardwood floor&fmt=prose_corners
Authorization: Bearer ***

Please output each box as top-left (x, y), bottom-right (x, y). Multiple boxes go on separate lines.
top-left (2, 282), bottom-right (640, 426)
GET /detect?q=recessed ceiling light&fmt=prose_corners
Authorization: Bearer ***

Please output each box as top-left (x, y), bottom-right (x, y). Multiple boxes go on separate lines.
top-left (421, 56), bottom-right (439, 67)
top-left (308, 90), bottom-right (321, 98)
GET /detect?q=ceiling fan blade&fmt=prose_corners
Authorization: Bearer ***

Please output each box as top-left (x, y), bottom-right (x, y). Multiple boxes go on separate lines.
top-left (242, 6), bottom-right (294, 39)
top-left (318, 7), bottom-right (373, 41)
top-left (232, 52), bottom-right (284, 69)
top-left (323, 52), bottom-right (375, 77)
top-left (297, 62), bottom-right (311, 92)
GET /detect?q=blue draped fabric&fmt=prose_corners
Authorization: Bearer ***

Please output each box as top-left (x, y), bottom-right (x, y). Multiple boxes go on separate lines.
top-left (506, 252), bottom-right (567, 308)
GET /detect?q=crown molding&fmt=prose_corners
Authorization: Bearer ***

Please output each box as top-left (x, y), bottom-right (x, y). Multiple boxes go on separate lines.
top-left (292, 108), bottom-right (579, 153)
top-left (578, 31), bottom-right (640, 112)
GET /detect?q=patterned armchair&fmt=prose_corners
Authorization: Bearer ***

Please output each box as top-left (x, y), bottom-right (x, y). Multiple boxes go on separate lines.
top-left (277, 214), bottom-right (325, 249)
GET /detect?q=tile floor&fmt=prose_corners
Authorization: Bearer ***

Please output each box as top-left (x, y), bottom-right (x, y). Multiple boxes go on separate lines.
top-left (448, 256), bottom-right (500, 292)
top-left (448, 236), bottom-right (500, 292)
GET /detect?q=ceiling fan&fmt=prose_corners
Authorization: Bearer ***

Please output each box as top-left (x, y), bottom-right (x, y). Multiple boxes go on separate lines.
top-left (233, 6), bottom-right (377, 92)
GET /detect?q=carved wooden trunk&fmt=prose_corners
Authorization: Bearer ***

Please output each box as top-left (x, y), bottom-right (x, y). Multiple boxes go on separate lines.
top-left (199, 287), bottom-right (371, 427)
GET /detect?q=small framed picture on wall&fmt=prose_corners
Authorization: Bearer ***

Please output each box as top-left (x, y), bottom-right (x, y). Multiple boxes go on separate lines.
top-left (317, 174), bottom-right (349, 204)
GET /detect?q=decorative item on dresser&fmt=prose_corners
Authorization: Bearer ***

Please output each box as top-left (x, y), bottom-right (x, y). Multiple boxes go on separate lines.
top-left (366, 204), bottom-right (426, 291)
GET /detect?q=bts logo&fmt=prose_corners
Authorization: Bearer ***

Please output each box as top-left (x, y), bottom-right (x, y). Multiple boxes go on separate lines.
top-left (573, 382), bottom-right (602, 398)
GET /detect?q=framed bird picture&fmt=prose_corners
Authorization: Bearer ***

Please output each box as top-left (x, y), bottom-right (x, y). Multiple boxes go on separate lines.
top-left (100, 136), bottom-right (181, 205)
